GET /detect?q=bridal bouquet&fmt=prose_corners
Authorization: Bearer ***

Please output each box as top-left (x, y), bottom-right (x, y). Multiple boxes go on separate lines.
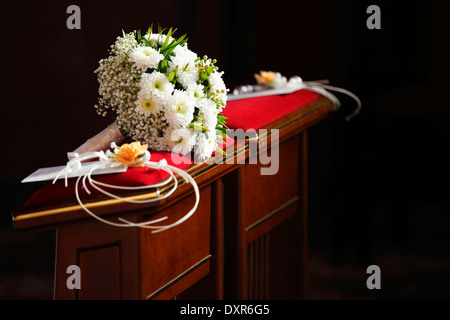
top-left (91, 26), bottom-right (228, 160)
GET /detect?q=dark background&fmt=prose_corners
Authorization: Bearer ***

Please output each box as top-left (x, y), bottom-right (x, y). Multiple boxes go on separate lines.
top-left (1, 0), bottom-right (449, 299)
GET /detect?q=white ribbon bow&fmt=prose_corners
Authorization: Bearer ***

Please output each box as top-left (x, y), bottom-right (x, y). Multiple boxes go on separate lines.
top-left (54, 147), bottom-right (199, 233)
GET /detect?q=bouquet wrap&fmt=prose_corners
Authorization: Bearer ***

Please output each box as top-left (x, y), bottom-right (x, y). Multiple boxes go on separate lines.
top-left (74, 121), bottom-right (125, 154)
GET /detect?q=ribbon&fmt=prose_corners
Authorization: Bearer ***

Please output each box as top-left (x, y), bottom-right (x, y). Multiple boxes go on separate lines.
top-left (229, 77), bottom-right (362, 121)
top-left (53, 148), bottom-right (199, 233)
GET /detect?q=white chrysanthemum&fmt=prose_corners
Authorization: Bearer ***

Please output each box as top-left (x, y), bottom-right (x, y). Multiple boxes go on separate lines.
top-left (170, 45), bottom-right (199, 88)
top-left (187, 83), bottom-right (206, 101)
top-left (208, 71), bottom-right (227, 93)
top-left (139, 72), bottom-right (175, 103)
top-left (171, 128), bottom-right (196, 155)
top-left (207, 71), bottom-right (228, 106)
top-left (129, 46), bottom-right (164, 71)
top-left (134, 92), bottom-right (163, 116)
top-left (145, 33), bottom-right (175, 49)
top-left (198, 99), bottom-right (219, 132)
top-left (165, 90), bottom-right (195, 128)
top-left (197, 97), bottom-right (217, 113)
top-left (195, 131), bottom-right (217, 160)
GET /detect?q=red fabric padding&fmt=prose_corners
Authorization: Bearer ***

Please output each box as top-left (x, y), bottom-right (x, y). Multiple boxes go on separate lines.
top-left (24, 138), bottom-right (235, 208)
top-left (24, 151), bottom-right (192, 207)
top-left (23, 89), bottom-right (320, 208)
top-left (223, 89), bottom-right (320, 131)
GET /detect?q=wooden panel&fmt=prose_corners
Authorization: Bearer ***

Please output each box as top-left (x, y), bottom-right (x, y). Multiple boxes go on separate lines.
top-left (240, 136), bottom-right (299, 230)
top-left (222, 169), bottom-right (242, 299)
top-left (176, 179), bottom-right (224, 300)
top-left (298, 131), bottom-right (309, 299)
top-left (245, 213), bottom-right (304, 300)
top-left (233, 132), bottom-right (309, 300)
top-left (245, 197), bottom-right (298, 244)
top-left (246, 234), bottom-right (269, 300)
top-left (150, 257), bottom-right (210, 300)
top-left (78, 245), bottom-right (120, 300)
top-left (268, 215), bottom-right (303, 299)
top-left (140, 186), bottom-right (212, 299)
top-left (54, 219), bottom-right (139, 300)
top-left (247, 132), bottom-right (308, 300)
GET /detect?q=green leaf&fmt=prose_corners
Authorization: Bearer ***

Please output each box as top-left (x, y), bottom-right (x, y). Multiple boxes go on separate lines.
top-left (161, 33), bottom-right (187, 58)
top-left (158, 59), bottom-right (168, 73)
top-left (217, 137), bottom-right (226, 145)
top-left (216, 115), bottom-right (228, 128)
top-left (137, 29), bottom-right (142, 43)
top-left (168, 71), bottom-right (175, 82)
top-left (218, 114), bottom-right (228, 121)
top-left (189, 122), bottom-right (208, 133)
top-left (193, 115), bottom-right (203, 121)
top-left (216, 146), bottom-right (227, 156)
top-left (162, 27), bottom-right (173, 49)
top-left (220, 131), bottom-right (230, 139)
top-left (206, 66), bottom-right (215, 75)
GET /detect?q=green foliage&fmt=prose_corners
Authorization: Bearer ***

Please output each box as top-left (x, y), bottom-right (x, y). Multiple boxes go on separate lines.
top-left (133, 25), bottom-right (229, 147)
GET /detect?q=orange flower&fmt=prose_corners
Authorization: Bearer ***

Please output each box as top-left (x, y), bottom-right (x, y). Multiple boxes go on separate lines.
top-left (114, 141), bottom-right (148, 167)
top-left (254, 71), bottom-right (276, 85)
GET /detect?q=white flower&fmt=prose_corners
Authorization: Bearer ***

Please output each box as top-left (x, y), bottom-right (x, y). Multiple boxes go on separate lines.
top-left (145, 33), bottom-right (174, 49)
top-left (111, 32), bottom-right (139, 57)
top-left (197, 97), bottom-right (216, 113)
top-left (170, 45), bottom-right (199, 88)
top-left (272, 72), bottom-right (287, 87)
top-left (208, 71), bottom-right (227, 93)
top-left (171, 128), bottom-right (196, 155)
top-left (165, 90), bottom-right (195, 128)
top-left (135, 92), bottom-right (163, 116)
top-left (129, 46), bottom-right (164, 71)
top-left (187, 83), bottom-right (206, 101)
top-left (198, 99), bottom-right (219, 132)
top-left (139, 71), bottom-right (174, 103)
top-left (207, 71), bottom-right (228, 106)
top-left (195, 131), bottom-right (217, 160)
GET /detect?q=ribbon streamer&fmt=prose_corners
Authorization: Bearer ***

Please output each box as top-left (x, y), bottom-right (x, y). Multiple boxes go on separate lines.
top-left (229, 77), bottom-right (362, 121)
top-left (53, 150), bottom-right (199, 233)
top-left (302, 80), bottom-right (362, 121)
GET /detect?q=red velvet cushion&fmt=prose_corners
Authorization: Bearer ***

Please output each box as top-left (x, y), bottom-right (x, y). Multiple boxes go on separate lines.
top-left (24, 151), bottom-right (193, 207)
top-left (223, 89), bottom-right (320, 131)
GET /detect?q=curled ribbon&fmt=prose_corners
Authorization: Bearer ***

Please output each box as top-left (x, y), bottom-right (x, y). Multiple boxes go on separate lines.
top-left (230, 76), bottom-right (362, 121)
top-left (53, 146), bottom-right (199, 233)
